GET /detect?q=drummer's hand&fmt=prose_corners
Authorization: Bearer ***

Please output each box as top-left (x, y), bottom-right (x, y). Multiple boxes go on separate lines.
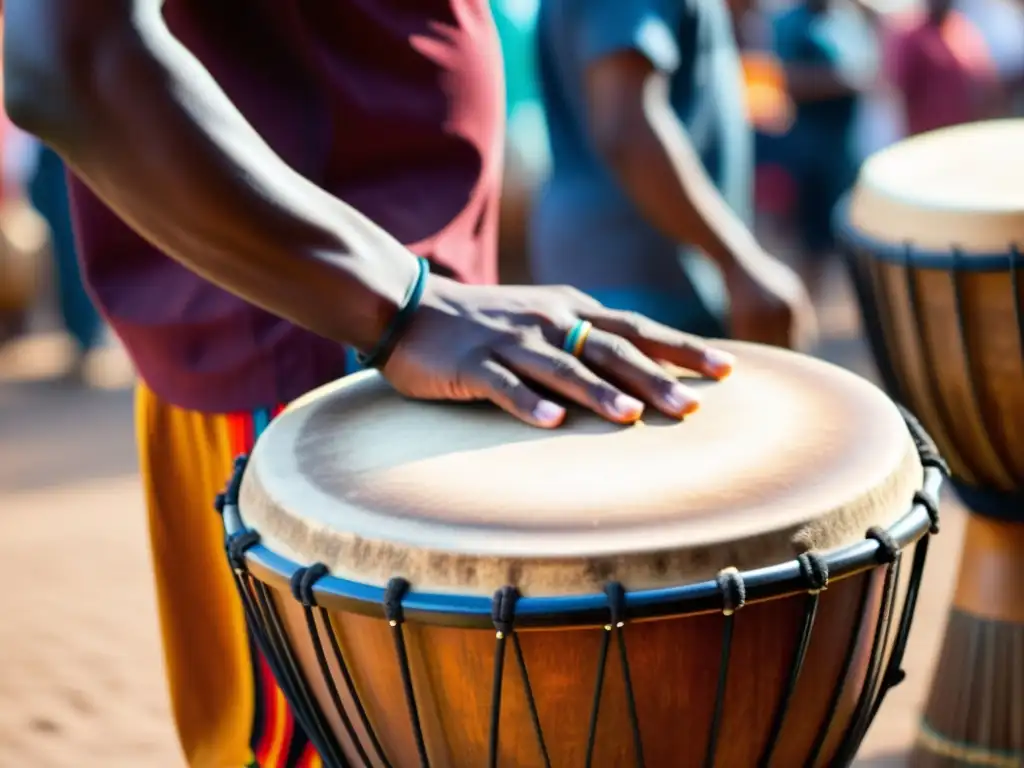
top-left (382, 277), bottom-right (736, 428)
top-left (726, 254), bottom-right (818, 351)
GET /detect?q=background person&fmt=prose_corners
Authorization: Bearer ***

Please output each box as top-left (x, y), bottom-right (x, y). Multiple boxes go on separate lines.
top-left (885, 0), bottom-right (1002, 137)
top-left (529, 0), bottom-right (817, 350)
top-left (772, 0), bottom-right (880, 299)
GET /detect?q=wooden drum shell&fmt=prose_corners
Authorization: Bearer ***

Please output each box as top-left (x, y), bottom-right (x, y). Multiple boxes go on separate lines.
top-left (223, 450), bottom-right (941, 768)
top-left (251, 564), bottom-right (907, 767)
top-left (838, 119), bottom-right (1024, 766)
top-left (844, 245), bottom-right (1024, 496)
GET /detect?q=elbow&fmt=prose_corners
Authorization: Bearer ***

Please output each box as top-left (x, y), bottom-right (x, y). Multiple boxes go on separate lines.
top-left (3, 20), bottom-right (105, 145)
top-left (5, 66), bottom-right (71, 145)
top-left (4, 70), bottom-right (65, 141)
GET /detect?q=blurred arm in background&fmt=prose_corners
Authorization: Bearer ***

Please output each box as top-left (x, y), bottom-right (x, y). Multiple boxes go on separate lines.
top-left (581, 17), bottom-right (815, 349)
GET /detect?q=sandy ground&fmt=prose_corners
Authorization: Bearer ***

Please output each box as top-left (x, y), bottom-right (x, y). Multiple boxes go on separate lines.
top-left (0, 269), bottom-right (969, 768)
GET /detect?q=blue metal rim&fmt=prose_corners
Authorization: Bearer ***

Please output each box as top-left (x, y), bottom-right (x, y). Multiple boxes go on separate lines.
top-left (832, 195), bottom-right (1024, 271)
top-left (225, 466), bottom-right (942, 631)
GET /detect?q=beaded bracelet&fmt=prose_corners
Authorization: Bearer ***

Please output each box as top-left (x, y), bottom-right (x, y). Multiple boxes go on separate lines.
top-left (356, 256), bottom-right (430, 369)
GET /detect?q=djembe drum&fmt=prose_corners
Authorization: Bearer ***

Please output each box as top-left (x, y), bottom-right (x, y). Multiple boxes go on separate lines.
top-left (838, 120), bottom-right (1024, 767)
top-left (218, 342), bottom-right (944, 767)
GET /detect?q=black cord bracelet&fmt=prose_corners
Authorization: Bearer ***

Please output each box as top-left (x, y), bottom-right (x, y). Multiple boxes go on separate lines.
top-left (356, 256), bottom-right (430, 369)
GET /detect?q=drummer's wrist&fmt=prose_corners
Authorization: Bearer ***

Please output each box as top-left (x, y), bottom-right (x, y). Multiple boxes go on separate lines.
top-left (355, 255), bottom-right (431, 369)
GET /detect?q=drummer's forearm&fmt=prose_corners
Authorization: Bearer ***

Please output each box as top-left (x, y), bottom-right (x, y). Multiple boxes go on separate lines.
top-left (593, 76), bottom-right (765, 277)
top-left (2, 0), bottom-right (419, 352)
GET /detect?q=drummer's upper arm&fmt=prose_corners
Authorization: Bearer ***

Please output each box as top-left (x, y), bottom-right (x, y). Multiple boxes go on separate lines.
top-left (575, 0), bottom-right (681, 157)
top-left (3, 0), bottom-right (153, 133)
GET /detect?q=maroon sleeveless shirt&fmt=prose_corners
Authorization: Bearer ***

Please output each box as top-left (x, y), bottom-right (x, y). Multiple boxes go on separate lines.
top-left (69, 0), bottom-right (503, 412)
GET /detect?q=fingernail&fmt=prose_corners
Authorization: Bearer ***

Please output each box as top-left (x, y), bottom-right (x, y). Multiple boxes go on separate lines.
top-left (703, 348), bottom-right (736, 378)
top-left (533, 400), bottom-right (566, 426)
top-left (609, 393), bottom-right (645, 421)
top-left (664, 383), bottom-right (700, 417)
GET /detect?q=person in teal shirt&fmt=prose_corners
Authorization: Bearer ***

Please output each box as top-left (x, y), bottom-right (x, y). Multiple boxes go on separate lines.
top-left (530, 0), bottom-right (815, 347)
top-left (773, 0), bottom-right (878, 295)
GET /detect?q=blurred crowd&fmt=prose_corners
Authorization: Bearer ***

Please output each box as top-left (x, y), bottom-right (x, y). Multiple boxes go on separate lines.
top-left (3, 0), bottom-right (1024, 382)
top-left (496, 0), bottom-right (1024, 298)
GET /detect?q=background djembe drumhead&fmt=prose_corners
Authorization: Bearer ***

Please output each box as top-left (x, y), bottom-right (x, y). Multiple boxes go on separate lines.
top-left (840, 119), bottom-right (1024, 767)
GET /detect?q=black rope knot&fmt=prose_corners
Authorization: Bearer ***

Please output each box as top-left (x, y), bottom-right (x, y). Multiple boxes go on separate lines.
top-left (867, 526), bottom-right (900, 563)
top-left (897, 404), bottom-right (949, 476)
top-left (224, 454), bottom-right (249, 506)
top-left (604, 582), bottom-right (627, 628)
top-left (227, 530), bottom-right (260, 571)
top-left (913, 490), bottom-right (940, 534)
top-left (921, 453), bottom-right (950, 476)
top-left (797, 552), bottom-right (829, 593)
top-left (716, 567), bottom-right (746, 616)
top-left (384, 577), bottom-right (411, 626)
top-left (290, 563), bottom-right (329, 607)
top-left (491, 586), bottom-right (519, 637)
top-left (884, 667), bottom-right (907, 690)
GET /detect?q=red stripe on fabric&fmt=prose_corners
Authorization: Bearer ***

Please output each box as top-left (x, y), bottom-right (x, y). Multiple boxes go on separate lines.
top-left (277, 695), bottom-right (296, 768)
top-left (243, 412), bottom-right (256, 452)
top-left (226, 412), bottom-right (250, 456)
top-left (226, 410), bottom-right (275, 762)
top-left (254, 651), bottom-right (278, 765)
top-left (297, 741), bottom-right (322, 768)
top-left (230, 405), bottom-right (303, 767)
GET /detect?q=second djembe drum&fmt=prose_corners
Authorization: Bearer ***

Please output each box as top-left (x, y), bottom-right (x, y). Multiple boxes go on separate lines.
top-left (839, 120), bottom-right (1024, 767)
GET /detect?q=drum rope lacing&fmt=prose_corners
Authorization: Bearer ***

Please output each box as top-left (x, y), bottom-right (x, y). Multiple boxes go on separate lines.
top-left (292, 563), bottom-right (389, 767)
top-left (218, 406), bottom-right (948, 768)
top-left (383, 578), bottom-right (430, 767)
top-left (757, 553), bottom-right (828, 768)
top-left (490, 586), bottom-right (550, 768)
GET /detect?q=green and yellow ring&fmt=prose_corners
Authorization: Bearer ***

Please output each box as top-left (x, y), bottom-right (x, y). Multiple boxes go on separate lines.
top-left (562, 319), bottom-right (593, 358)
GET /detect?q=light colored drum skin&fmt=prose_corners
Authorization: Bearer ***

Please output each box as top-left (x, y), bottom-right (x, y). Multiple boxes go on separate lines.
top-left (840, 120), bottom-right (1024, 767)
top-left (229, 341), bottom-right (939, 767)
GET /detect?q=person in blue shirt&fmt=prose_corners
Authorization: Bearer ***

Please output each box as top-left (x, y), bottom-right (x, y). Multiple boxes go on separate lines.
top-left (773, 0), bottom-right (878, 296)
top-left (530, 0), bottom-right (815, 349)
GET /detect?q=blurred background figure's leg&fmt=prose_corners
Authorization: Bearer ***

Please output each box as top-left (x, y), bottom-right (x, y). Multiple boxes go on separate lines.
top-left (769, 0), bottom-right (880, 305)
top-left (28, 145), bottom-right (103, 382)
top-left (0, 110), bottom-right (47, 349)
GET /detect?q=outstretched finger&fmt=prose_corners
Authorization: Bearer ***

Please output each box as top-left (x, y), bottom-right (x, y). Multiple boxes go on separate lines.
top-left (497, 340), bottom-right (645, 424)
top-left (466, 358), bottom-right (567, 428)
top-left (580, 328), bottom-right (701, 419)
top-left (584, 309), bottom-right (735, 379)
